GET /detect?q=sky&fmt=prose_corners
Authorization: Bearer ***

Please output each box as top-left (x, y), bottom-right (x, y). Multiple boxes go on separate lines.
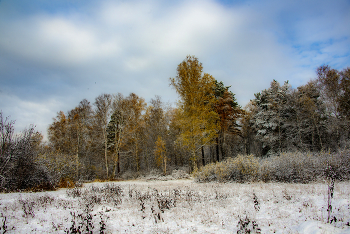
top-left (0, 0), bottom-right (349, 140)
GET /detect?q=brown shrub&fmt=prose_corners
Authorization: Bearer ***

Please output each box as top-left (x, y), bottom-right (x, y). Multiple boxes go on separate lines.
top-left (58, 177), bottom-right (76, 188)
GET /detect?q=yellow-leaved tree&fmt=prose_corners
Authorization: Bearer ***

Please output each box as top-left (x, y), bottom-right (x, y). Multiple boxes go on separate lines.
top-left (154, 136), bottom-right (167, 175)
top-left (170, 55), bottom-right (219, 171)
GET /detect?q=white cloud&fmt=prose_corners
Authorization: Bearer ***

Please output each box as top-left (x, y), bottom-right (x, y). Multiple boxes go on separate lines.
top-left (0, 92), bottom-right (63, 140)
top-left (39, 18), bottom-right (120, 62)
top-left (0, 16), bottom-right (120, 68)
top-left (0, 0), bottom-right (349, 137)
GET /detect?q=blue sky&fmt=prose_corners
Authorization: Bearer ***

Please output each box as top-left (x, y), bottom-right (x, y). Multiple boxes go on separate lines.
top-left (0, 0), bottom-right (349, 140)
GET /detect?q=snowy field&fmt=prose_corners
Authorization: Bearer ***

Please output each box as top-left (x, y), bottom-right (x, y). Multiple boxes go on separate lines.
top-left (0, 179), bottom-right (349, 233)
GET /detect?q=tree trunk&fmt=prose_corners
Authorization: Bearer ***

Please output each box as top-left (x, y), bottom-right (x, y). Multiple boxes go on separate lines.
top-left (103, 129), bottom-right (108, 179)
top-left (117, 151), bottom-right (120, 175)
top-left (112, 150), bottom-right (120, 179)
top-left (220, 134), bottom-right (225, 160)
top-left (327, 177), bottom-right (335, 223)
top-left (76, 134), bottom-right (80, 180)
top-left (216, 137), bottom-right (220, 162)
top-left (191, 150), bottom-right (198, 172)
top-left (312, 130), bottom-right (314, 151)
top-left (112, 126), bottom-right (121, 179)
top-left (201, 146), bottom-right (205, 167)
top-left (163, 156), bottom-right (167, 175)
top-left (245, 137), bottom-right (250, 155)
top-left (174, 150), bottom-right (178, 167)
top-left (135, 142), bottom-right (140, 172)
top-left (312, 113), bottom-right (323, 150)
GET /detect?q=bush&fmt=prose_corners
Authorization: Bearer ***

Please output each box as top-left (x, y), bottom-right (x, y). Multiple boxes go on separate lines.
top-left (231, 155), bottom-right (259, 182)
top-left (0, 112), bottom-right (55, 192)
top-left (193, 162), bottom-right (218, 182)
top-left (194, 150), bottom-right (350, 183)
top-left (58, 177), bottom-right (76, 188)
top-left (260, 152), bottom-right (321, 183)
top-left (121, 170), bottom-right (140, 180)
top-left (171, 169), bottom-right (190, 179)
top-left (324, 150), bottom-right (350, 181)
top-left (194, 155), bottom-right (259, 182)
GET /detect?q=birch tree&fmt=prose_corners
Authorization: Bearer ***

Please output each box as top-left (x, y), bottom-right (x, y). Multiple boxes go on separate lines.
top-left (67, 99), bottom-right (93, 179)
top-left (124, 93), bottom-right (146, 172)
top-left (144, 96), bottom-right (168, 170)
top-left (94, 94), bottom-right (113, 178)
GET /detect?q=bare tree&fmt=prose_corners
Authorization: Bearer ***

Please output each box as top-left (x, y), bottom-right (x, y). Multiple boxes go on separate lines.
top-left (94, 94), bottom-right (113, 178)
top-left (0, 111), bottom-right (16, 188)
top-left (0, 111), bottom-right (52, 191)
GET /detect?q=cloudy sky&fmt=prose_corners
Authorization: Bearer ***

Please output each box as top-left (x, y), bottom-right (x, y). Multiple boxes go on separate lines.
top-left (0, 0), bottom-right (349, 140)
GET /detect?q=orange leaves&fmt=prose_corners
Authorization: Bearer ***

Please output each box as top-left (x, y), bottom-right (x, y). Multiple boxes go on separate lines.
top-left (215, 89), bottom-right (241, 134)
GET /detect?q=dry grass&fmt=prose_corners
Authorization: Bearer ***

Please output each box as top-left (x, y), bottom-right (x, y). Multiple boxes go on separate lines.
top-left (195, 150), bottom-right (350, 183)
top-left (0, 179), bottom-right (349, 233)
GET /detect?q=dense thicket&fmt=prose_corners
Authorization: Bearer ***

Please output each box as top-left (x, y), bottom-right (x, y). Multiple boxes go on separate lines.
top-left (0, 112), bottom-right (54, 191)
top-left (1, 58), bottom-right (349, 191)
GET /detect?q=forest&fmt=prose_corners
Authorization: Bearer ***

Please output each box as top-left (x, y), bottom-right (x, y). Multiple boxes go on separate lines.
top-left (1, 55), bottom-right (349, 191)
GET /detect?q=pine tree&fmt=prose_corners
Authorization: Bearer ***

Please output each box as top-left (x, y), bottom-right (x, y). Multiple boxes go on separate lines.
top-left (214, 80), bottom-right (242, 161)
top-left (252, 80), bottom-right (291, 156)
top-left (296, 81), bottom-right (326, 151)
top-left (106, 109), bottom-right (123, 178)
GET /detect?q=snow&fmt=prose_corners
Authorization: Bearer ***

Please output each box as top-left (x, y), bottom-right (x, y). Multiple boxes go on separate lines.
top-left (0, 179), bottom-right (349, 233)
top-left (294, 221), bottom-right (350, 234)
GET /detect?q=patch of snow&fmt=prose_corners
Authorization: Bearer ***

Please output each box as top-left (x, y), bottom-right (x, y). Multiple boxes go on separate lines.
top-left (0, 180), bottom-right (349, 233)
top-left (294, 221), bottom-right (350, 234)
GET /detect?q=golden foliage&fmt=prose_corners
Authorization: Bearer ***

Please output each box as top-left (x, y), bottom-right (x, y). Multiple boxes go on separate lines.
top-left (170, 56), bottom-right (219, 169)
top-left (154, 136), bottom-right (167, 175)
top-left (58, 177), bottom-right (76, 188)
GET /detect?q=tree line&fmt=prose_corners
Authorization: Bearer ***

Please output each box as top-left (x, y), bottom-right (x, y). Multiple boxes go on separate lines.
top-left (1, 56), bottom-right (349, 191)
top-left (43, 56), bottom-right (244, 182)
top-left (244, 65), bottom-right (350, 157)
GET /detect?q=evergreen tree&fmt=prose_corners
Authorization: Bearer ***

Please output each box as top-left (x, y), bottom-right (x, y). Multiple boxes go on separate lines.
top-left (213, 80), bottom-right (243, 161)
top-left (106, 109), bottom-right (124, 178)
top-left (251, 80), bottom-right (291, 156)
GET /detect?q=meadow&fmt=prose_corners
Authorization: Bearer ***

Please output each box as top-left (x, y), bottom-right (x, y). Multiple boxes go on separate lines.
top-left (0, 178), bottom-right (349, 233)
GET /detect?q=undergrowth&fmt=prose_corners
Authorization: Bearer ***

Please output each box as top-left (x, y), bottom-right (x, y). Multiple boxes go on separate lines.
top-left (194, 150), bottom-right (350, 183)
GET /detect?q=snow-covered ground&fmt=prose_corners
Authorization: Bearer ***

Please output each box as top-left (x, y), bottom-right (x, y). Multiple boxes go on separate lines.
top-left (0, 179), bottom-right (349, 233)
